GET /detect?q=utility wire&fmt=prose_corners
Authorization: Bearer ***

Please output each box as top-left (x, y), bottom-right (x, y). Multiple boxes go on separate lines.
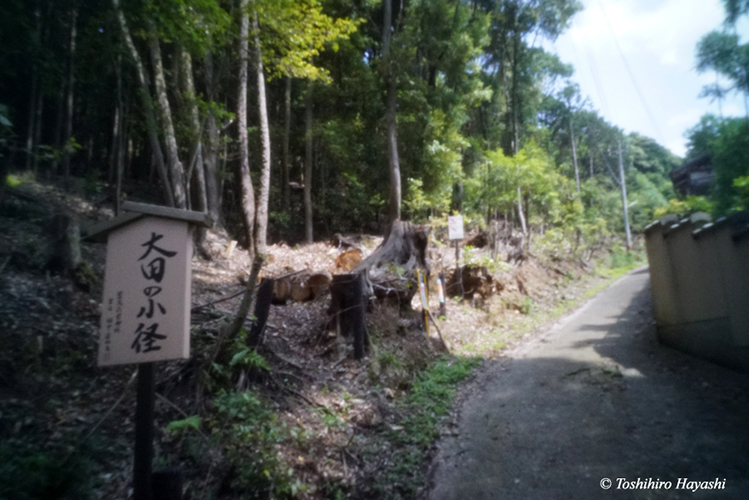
top-left (596, 0), bottom-right (664, 143)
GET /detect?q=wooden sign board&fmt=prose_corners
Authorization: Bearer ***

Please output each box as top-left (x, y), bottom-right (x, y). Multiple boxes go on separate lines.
top-left (448, 215), bottom-right (464, 240)
top-left (98, 216), bottom-right (192, 366)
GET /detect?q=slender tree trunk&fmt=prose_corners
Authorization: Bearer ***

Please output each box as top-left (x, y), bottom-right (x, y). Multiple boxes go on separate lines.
top-left (148, 31), bottom-right (187, 209)
top-left (513, 116), bottom-right (527, 236)
top-left (180, 48), bottom-right (207, 213)
top-left (203, 51), bottom-right (222, 227)
top-left (109, 55), bottom-right (122, 185)
top-left (51, 76), bottom-right (65, 175)
top-left (253, 10), bottom-right (271, 254)
top-left (618, 140), bottom-right (632, 250)
top-left (112, 0), bottom-right (174, 207)
top-left (25, 4), bottom-right (41, 171)
top-left (304, 83), bottom-right (313, 243)
top-left (238, 0), bottom-right (256, 256)
top-left (31, 89), bottom-right (44, 174)
top-left (570, 119), bottom-right (580, 192)
top-left (62, 3), bottom-right (78, 187)
top-left (26, 81), bottom-right (39, 170)
top-left (382, 0), bottom-right (401, 222)
top-left (109, 105), bottom-right (120, 184)
top-left (589, 154), bottom-right (594, 178)
top-left (283, 77), bottom-right (291, 210)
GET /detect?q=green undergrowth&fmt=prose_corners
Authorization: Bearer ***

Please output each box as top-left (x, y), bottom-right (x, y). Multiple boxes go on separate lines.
top-left (372, 356), bottom-right (481, 499)
top-left (0, 440), bottom-right (100, 500)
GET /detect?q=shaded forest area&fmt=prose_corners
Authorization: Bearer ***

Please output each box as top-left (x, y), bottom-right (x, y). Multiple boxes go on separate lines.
top-left (0, 0), bottom-right (682, 250)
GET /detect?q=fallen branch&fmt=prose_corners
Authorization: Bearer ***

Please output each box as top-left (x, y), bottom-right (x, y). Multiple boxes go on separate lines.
top-left (191, 287), bottom-right (245, 312)
top-left (269, 373), bottom-right (324, 408)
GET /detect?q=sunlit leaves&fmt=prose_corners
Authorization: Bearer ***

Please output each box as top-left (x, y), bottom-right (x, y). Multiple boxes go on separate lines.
top-left (253, 0), bottom-right (364, 82)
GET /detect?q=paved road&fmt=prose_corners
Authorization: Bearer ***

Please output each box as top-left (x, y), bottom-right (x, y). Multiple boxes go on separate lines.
top-left (428, 268), bottom-right (749, 499)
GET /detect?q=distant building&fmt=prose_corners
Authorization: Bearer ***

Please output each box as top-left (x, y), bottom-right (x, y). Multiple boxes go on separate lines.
top-left (669, 153), bottom-right (715, 196)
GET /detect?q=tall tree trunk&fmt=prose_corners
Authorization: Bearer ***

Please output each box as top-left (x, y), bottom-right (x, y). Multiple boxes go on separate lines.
top-left (283, 77), bottom-right (291, 210)
top-left (25, 4), bottom-right (41, 171)
top-left (51, 76), bottom-right (65, 176)
top-left (62, 3), bottom-right (78, 187)
top-left (617, 140), bottom-right (632, 250)
top-left (589, 154), bottom-right (594, 178)
top-left (510, 19), bottom-right (527, 238)
top-left (109, 55), bottom-right (122, 185)
top-left (112, 0), bottom-right (174, 207)
top-left (148, 31), bottom-right (187, 209)
top-left (237, 0), bottom-right (256, 256)
top-left (383, 0), bottom-right (401, 222)
top-left (31, 89), bottom-right (44, 174)
top-left (570, 119), bottom-right (580, 192)
top-left (116, 68), bottom-right (126, 215)
top-left (253, 10), bottom-right (271, 254)
top-left (180, 48), bottom-right (207, 213)
top-left (304, 83), bottom-right (313, 244)
top-left (203, 51), bottom-right (222, 227)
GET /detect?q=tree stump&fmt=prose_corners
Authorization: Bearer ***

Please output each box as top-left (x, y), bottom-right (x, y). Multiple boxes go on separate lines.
top-left (329, 273), bottom-right (369, 360)
top-left (351, 220), bottom-right (431, 310)
top-left (353, 220), bottom-right (430, 274)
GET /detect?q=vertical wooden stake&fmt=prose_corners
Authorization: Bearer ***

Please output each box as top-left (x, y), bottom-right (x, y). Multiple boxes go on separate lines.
top-left (454, 240), bottom-right (464, 299)
top-left (417, 270), bottom-right (429, 336)
top-left (134, 362), bottom-right (155, 500)
top-left (438, 271), bottom-right (447, 318)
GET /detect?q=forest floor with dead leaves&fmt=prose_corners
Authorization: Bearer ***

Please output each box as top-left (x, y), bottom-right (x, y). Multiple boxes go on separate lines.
top-left (0, 179), bottom-right (645, 500)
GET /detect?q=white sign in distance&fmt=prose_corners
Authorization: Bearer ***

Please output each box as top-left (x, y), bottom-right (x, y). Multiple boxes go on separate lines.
top-left (448, 215), bottom-right (464, 240)
top-left (98, 216), bottom-right (192, 366)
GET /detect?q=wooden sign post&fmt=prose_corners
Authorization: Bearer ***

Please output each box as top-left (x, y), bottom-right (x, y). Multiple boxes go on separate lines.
top-left (448, 215), bottom-right (464, 299)
top-left (89, 202), bottom-right (211, 500)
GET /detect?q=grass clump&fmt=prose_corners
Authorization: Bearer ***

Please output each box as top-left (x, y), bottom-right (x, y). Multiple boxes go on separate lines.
top-left (374, 355), bottom-right (481, 499)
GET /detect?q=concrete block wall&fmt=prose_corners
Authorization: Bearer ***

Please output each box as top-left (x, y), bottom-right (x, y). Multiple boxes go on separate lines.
top-left (644, 212), bottom-right (749, 371)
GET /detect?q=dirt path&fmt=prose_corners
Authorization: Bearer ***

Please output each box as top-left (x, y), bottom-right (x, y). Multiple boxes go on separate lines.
top-left (428, 267), bottom-right (749, 499)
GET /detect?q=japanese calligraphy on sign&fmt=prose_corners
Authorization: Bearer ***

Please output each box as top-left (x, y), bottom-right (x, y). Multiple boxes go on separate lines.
top-left (98, 216), bottom-right (192, 366)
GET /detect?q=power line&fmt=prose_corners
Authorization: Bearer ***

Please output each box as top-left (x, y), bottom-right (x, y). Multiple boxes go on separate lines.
top-left (596, 0), bottom-right (665, 143)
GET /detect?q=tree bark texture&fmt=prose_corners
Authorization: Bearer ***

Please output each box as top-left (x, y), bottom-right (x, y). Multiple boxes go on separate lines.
top-left (25, 4), bottom-right (41, 171)
top-left (180, 48), bottom-right (207, 213)
top-left (112, 0), bottom-right (174, 207)
top-left (617, 140), bottom-right (632, 249)
top-left (329, 274), bottom-right (369, 360)
top-left (202, 51), bottom-right (222, 227)
top-left (237, 0), bottom-right (256, 256)
top-left (247, 278), bottom-right (274, 348)
top-left (304, 83), bottom-right (314, 244)
top-left (62, 3), bottom-right (78, 185)
top-left (353, 220), bottom-right (430, 274)
top-left (253, 10), bottom-right (271, 254)
top-left (283, 77), bottom-right (291, 210)
top-left (570, 119), bottom-right (580, 192)
top-left (382, 0), bottom-right (402, 223)
top-left (148, 31), bottom-right (187, 209)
